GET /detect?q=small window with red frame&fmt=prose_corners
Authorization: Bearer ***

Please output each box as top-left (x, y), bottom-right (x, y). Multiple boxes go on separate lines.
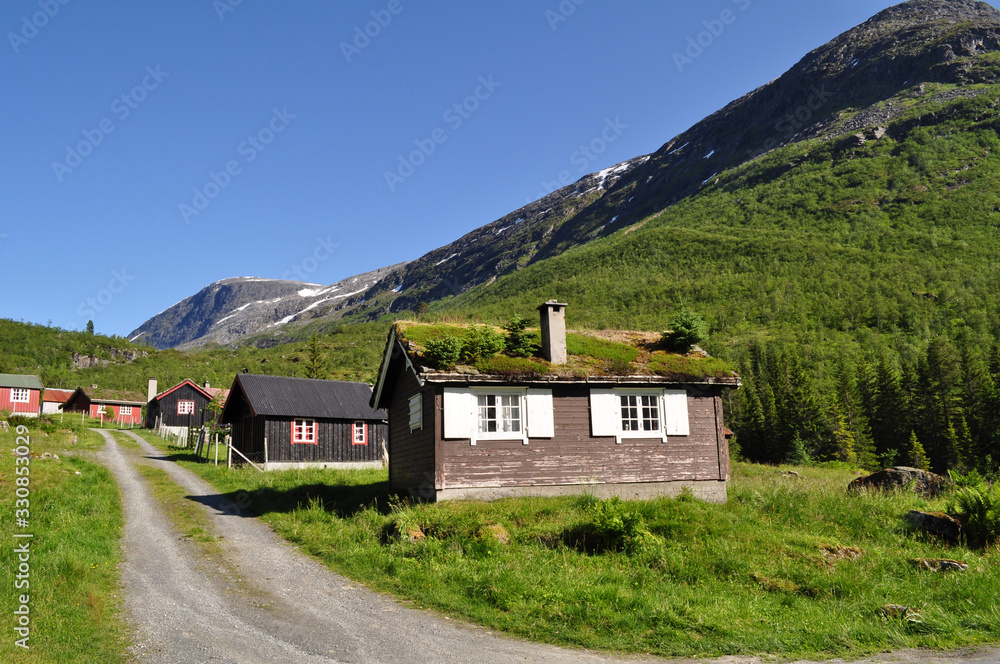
top-left (292, 419), bottom-right (317, 444)
top-left (352, 422), bottom-right (367, 445)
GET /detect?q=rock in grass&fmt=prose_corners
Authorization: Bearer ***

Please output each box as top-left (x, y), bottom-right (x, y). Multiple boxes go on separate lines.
top-left (905, 510), bottom-right (962, 541)
top-left (848, 467), bottom-right (949, 498)
top-left (910, 558), bottom-right (968, 572)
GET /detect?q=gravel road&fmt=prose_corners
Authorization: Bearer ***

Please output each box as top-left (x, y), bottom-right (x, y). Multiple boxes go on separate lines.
top-left (96, 430), bottom-right (1000, 664)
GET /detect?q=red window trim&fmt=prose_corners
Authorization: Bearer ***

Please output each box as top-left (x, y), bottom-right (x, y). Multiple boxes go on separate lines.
top-left (177, 400), bottom-right (195, 415)
top-left (292, 418), bottom-right (317, 445)
top-left (352, 421), bottom-right (367, 446)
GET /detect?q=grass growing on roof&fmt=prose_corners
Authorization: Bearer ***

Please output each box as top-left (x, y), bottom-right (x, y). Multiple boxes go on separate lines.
top-left (141, 429), bottom-right (1000, 661)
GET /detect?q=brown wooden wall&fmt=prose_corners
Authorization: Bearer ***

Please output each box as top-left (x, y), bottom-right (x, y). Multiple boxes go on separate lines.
top-left (385, 363), bottom-right (436, 495)
top-left (430, 384), bottom-right (728, 491)
top-left (262, 417), bottom-right (386, 463)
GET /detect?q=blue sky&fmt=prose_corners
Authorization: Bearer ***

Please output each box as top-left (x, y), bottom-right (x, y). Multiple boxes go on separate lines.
top-left (0, 0), bottom-right (943, 337)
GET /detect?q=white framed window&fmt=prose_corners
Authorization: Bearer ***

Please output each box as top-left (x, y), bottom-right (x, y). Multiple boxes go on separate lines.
top-left (352, 421), bottom-right (367, 445)
top-left (443, 387), bottom-right (554, 445)
top-left (177, 400), bottom-right (195, 415)
top-left (590, 388), bottom-right (689, 444)
top-left (292, 418), bottom-right (316, 444)
top-left (120, 406), bottom-right (133, 417)
top-left (408, 393), bottom-right (423, 431)
top-left (478, 393), bottom-right (522, 435)
top-left (10, 388), bottom-right (30, 403)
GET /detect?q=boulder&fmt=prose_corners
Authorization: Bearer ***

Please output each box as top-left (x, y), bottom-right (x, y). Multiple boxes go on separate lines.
top-left (905, 510), bottom-right (962, 541)
top-left (848, 466), bottom-right (949, 498)
top-left (910, 558), bottom-right (968, 572)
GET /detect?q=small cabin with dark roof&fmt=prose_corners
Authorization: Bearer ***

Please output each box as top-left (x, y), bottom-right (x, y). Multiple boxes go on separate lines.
top-left (62, 387), bottom-right (145, 425)
top-left (220, 374), bottom-right (388, 471)
top-left (370, 302), bottom-right (740, 503)
top-left (145, 379), bottom-right (226, 435)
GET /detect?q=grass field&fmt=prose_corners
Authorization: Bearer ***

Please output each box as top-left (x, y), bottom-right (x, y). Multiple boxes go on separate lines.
top-left (134, 430), bottom-right (1000, 660)
top-left (0, 425), bottom-right (130, 664)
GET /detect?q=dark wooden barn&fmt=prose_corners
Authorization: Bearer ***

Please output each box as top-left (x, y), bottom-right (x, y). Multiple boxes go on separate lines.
top-left (220, 374), bottom-right (388, 471)
top-left (370, 303), bottom-right (741, 503)
top-left (145, 379), bottom-right (225, 433)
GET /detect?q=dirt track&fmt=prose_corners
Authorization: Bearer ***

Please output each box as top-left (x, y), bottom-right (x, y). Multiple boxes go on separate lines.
top-left (96, 430), bottom-right (1000, 664)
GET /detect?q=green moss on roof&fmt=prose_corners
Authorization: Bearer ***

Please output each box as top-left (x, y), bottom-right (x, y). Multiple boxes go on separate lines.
top-left (393, 322), bottom-right (737, 382)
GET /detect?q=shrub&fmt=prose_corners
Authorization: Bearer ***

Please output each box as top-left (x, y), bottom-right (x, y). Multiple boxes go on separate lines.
top-left (423, 336), bottom-right (463, 369)
top-left (462, 326), bottom-right (505, 363)
top-left (502, 314), bottom-right (536, 358)
top-left (661, 309), bottom-right (708, 352)
top-left (474, 355), bottom-right (543, 377)
top-left (585, 497), bottom-right (657, 554)
top-left (948, 482), bottom-right (1000, 548)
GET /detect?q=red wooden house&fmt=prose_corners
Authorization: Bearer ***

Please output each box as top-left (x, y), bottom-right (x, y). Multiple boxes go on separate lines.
top-left (62, 387), bottom-right (145, 425)
top-left (0, 374), bottom-right (43, 417)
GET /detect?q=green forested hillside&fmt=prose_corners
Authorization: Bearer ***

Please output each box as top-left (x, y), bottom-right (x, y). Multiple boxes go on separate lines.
top-left (0, 318), bottom-right (390, 395)
top-left (410, 85), bottom-right (1000, 476)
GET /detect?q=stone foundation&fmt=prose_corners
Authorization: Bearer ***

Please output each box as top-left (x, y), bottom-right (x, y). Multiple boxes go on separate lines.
top-left (433, 480), bottom-right (727, 503)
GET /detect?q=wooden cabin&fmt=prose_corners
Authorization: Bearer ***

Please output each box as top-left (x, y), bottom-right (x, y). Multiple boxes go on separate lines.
top-left (145, 379), bottom-right (226, 438)
top-left (0, 374), bottom-right (42, 417)
top-left (62, 387), bottom-right (145, 426)
top-left (220, 373), bottom-right (388, 471)
top-left (41, 388), bottom-right (75, 415)
top-left (370, 303), bottom-right (741, 503)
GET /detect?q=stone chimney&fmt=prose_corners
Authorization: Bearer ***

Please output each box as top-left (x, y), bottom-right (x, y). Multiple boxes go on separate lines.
top-left (538, 300), bottom-right (568, 365)
top-left (203, 381), bottom-right (211, 389)
top-left (147, 378), bottom-right (158, 403)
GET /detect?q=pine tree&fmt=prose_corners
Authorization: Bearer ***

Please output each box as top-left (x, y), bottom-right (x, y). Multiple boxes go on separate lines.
top-left (304, 335), bottom-right (327, 380)
top-left (904, 431), bottom-right (931, 471)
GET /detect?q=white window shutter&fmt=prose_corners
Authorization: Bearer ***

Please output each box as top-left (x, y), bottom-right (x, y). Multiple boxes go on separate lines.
top-left (443, 388), bottom-right (476, 440)
top-left (525, 389), bottom-right (554, 438)
top-left (664, 389), bottom-right (690, 436)
top-left (589, 389), bottom-right (619, 437)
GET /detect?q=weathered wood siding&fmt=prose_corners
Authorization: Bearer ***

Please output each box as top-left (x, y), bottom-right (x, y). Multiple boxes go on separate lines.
top-left (151, 385), bottom-right (213, 428)
top-left (263, 417), bottom-right (386, 463)
top-left (386, 364), bottom-right (436, 495)
top-left (228, 391), bottom-right (267, 464)
top-left (435, 384), bottom-right (728, 490)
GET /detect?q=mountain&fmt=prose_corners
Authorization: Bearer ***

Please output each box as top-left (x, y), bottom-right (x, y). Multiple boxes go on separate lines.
top-left (131, 0), bottom-right (1000, 349)
top-left (129, 265), bottom-right (403, 350)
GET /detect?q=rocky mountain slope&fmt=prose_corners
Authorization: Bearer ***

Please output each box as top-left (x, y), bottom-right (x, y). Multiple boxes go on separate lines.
top-left (129, 265), bottom-right (403, 349)
top-left (131, 0), bottom-right (1000, 349)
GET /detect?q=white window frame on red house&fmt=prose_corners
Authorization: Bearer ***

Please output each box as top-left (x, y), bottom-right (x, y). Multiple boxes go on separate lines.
top-left (120, 405), bottom-right (133, 417)
top-left (292, 419), bottom-right (317, 445)
top-left (10, 388), bottom-right (30, 403)
top-left (177, 400), bottom-right (195, 415)
top-left (352, 421), bottom-right (367, 445)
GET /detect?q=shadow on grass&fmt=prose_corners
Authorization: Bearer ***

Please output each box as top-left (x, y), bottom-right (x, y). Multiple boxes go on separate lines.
top-left (185, 481), bottom-right (393, 521)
